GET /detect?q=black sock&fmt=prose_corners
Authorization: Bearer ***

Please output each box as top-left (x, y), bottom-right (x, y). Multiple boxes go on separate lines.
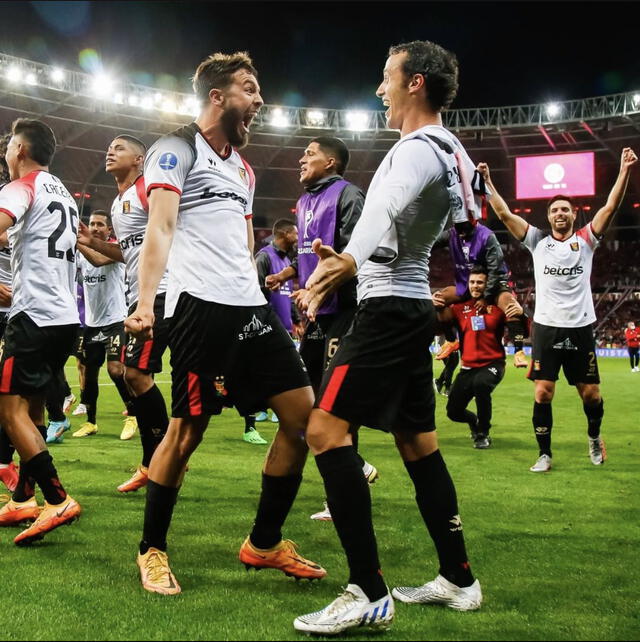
top-left (84, 367), bottom-right (99, 424)
top-left (443, 327), bottom-right (457, 343)
top-left (316, 446), bottom-right (387, 601)
top-left (80, 387), bottom-right (87, 405)
top-left (140, 480), bottom-right (180, 554)
top-left (44, 371), bottom-right (67, 422)
top-left (405, 450), bottom-right (474, 588)
top-left (351, 430), bottom-right (365, 468)
top-left (111, 373), bottom-right (136, 417)
top-left (249, 473), bottom-right (302, 549)
top-left (244, 415), bottom-right (256, 433)
top-left (584, 399), bottom-right (604, 439)
top-left (12, 462), bottom-right (35, 502)
top-left (532, 402), bottom-right (553, 456)
top-left (0, 427), bottom-right (14, 465)
top-left (507, 318), bottom-right (526, 351)
top-left (133, 385), bottom-right (169, 468)
top-left (23, 450), bottom-right (67, 504)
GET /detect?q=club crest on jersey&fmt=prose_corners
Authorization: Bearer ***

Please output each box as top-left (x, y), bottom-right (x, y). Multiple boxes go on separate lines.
top-left (122, 201), bottom-right (130, 214)
top-left (570, 242), bottom-right (579, 251)
top-left (238, 167), bottom-right (248, 183)
top-left (214, 376), bottom-right (228, 397)
top-left (158, 152), bottom-right (178, 170)
top-left (534, 360), bottom-right (541, 371)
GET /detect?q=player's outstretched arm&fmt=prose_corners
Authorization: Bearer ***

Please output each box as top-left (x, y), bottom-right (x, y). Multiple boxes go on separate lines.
top-left (477, 163), bottom-right (528, 241)
top-left (77, 220), bottom-right (124, 264)
top-left (591, 147), bottom-right (638, 237)
top-left (126, 188), bottom-right (179, 340)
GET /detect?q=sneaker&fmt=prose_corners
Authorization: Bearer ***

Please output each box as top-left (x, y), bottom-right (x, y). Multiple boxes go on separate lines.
top-left (239, 536), bottom-right (326, 580)
top-left (473, 433), bottom-right (492, 449)
top-left (0, 462), bottom-right (18, 492)
top-left (71, 403), bottom-right (87, 417)
top-left (137, 547), bottom-right (181, 595)
top-left (117, 466), bottom-right (149, 493)
top-left (362, 461), bottom-right (379, 484)
top-left (243, 430), bottom-right (268, 445)
top-left (392, 575), bottom-right (482, 611)
top-left (62, 393), bottom-right (76, 414)
top-left (72, 422), bottom-right (98, 438)
top-left (310, 502), bottom-right (333, 521)
top-left (14, 494), bottom-right (81, 546)
top-left (0, 496), bottom-right (41, 525)
top-left (435, 340), bottom-right (459, 361)
top-left (294, 584), bottom-right (394, 634)
top-left (588, 437), bottom-right (607, 465)
top-left (513, 349), bottom-right (528, 368)
top-left (529, 454), bottom-right (552, 472)
top-left (270, 412), bottom-right (279, 423)
top-left (255, 411), bottom-right (269, 422)
top-left (120, 416), bottom-right (138, 441)
top-left (45, 418), bottom-right (71, 444)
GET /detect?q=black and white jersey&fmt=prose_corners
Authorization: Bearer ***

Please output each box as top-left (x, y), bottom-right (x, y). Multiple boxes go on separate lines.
top-left (0, 170), bottom-right (78, 326)
top-left (144, 122), bottom-right (265, 316)
top-left (110, 174), bottom-right (168, 306)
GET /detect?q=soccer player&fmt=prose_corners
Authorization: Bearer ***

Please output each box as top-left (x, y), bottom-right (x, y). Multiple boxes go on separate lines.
top-left (0, 118), bottom-right (80, 544)
top-left (77, 134), bottom-right (170, 492)
top-left (477, 147), bottom-right (638, 471)
top-left (267, 136), bottom-right (379, 520)
top-left (74, 210), bottom-right (137, 440)
top-left (125, 51), bottom-right (322, 595)
top-left (624, 321), bottom-right (639, 372)
top-left (294, 41), bottom-right (482, 635)
top-left (435, 266), bottom-right (522, 448)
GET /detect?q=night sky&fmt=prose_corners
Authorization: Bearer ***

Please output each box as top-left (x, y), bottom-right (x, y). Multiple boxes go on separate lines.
top-left (2, 1), bottom-right (639, 110)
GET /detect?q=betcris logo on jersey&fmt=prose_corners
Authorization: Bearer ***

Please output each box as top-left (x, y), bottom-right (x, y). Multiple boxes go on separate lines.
top-left (120, 233), bottom-right (144, 250)
top-left (543, 265), bottom-right (584, 276)
top-left (84, 274), bottom-right (107, 284)
top-left (158, 152), bottom-right (178, 170)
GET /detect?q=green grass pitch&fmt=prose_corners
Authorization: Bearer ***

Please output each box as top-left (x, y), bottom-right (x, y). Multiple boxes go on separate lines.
top-left (1, 357), bottom-right (638, 641)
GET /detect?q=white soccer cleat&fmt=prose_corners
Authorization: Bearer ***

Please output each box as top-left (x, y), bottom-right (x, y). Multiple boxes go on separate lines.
top-left (72, 403), bottom-right (87, 417)
top-left (529, 454), bottom-right (552, 472)
top-left (310, 502), bottom-right (332, 521)
top-left (392, 574), bottom-right (482, 611)
top-left (294, 584), bottom-right (394, 635)
top-left (63, 393), bottom-right (76, 414)
top-left (362, 461), bottom-right (379, 484)
top-left (588, 437), bottom-right (606, 466)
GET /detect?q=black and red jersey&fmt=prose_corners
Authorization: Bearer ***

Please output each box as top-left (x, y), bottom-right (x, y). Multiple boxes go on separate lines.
top-left (451, 299), bottom-right (506, 368)
top-left (625, 327), bottom-right (639, 348)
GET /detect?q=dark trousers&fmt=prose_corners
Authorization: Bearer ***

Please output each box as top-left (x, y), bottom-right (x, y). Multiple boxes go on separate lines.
top-left (628, 347), bottom-right (639, 369)
top-left (446, 361), bottom-right (505, 434)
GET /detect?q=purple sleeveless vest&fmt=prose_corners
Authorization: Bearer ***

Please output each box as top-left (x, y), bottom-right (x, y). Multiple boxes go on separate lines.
top-left (257, 244), bottom-right (293, 331)
top-left (450, 223), bottom-right (500, 296)
top-left (77, 281), bottom-right (86, 327)
top-left (296, 179), bottom-right (348, 316)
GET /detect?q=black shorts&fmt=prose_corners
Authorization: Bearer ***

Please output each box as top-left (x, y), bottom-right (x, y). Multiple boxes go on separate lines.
top-left (0, 312), bottom-right (8, 340)
top-left (169, 293), bottom-right (310, 418)
top-left (300, 307), bottom-right (357, 392)
top-left (73, 326), bottom-right (86, 363)
top-left (447, 361), bottom-right (505, 411)
top-left (83, 322), bottom-right (126, 367)
top-left (528, 322), bottom-right (600, 386)
top-left (317, 296), bottom-right (436, 433)
top-left (0, 312), bottom-right (77, 396)
top-left (124, 294), bottom-right (170, 373)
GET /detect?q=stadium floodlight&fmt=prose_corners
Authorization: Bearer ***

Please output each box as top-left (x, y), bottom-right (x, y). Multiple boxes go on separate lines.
top-left (153, 92), bottom-right (162, 104)
top-left (50, 67), bottom-right (65, 83)
top-left (6, 65), bottom-right (22, 83)
top-left (545, 102), bottom-right (561, 118)
top-left (140, 95), bottom-right (154, 110)
top-left (25, 72), bottom-right (37, 86)
top-left (161, 99), bottom-right (177, 113)
top-left (346, 110), bottom-right (369, 131)
top-left (112, 92), bottom-right (124, 104)
top-left (633, 93), bottom-right (640, 108)
top-left (128, 94), bottom-right (139, 107)
top-left (270, 107), bottom-right (290, 128)
top-left (92, 73), bottom-right (113, 98)
top-left (307, 109), bottom-right (326, 127)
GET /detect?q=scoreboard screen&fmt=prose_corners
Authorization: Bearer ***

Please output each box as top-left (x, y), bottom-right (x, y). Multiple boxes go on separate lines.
top-left (516, 152), bottom-right (595, 200)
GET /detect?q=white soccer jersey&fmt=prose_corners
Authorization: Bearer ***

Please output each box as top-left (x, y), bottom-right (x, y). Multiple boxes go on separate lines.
top-left (77, 252), bottom-right (126, 327)
top-left (110, 174), bottom-right (168, 305)
top-left (0, 246), bottom-right (11, 313)
top-left (144, 122), bottom-right (265, 316)
top-left (523, 223), bottom-right (599, 327)
top-left (0, 170), bottom-right (79, 326)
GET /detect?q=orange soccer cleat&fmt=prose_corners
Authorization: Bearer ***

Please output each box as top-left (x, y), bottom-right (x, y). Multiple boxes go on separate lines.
top-left (0, 497), bottom-right (41, 526)
top-left (435, 340), bottom-right (459, 361)
top-left (14, 494), bottom-right (81, 546)
top-left (513, 349), bottom-right (529, 368)
top-left (239, 536), bottom-right (326, 580)
top-left (137, 547), bottom-right (181, 595)
top-left (0, 462), bottom-right (19, 492)
top-left (117, 466), bottom-right (149, 493)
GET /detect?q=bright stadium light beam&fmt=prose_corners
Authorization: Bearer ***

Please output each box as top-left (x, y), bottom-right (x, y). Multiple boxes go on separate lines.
top-left (346, 110), bottom-right (369, 131)
top-left (307, 109), bottom-right (326, 127)
top-left (633, 93), bottom-right (640, 108)
top-left (112, 92), bottom-right (124, 104)
top-left (128, 94), bottom-right (139, 107)
top-left (92, 73), bottom-right (113, 98)
top-left (270, 107), bottom-right (290, 128)
top-left (6, 66), bottom-right (22, 83)
top-left (545, 102), bottom-right (561, 118)
top-left (161, 99), bottom-right (177, 113)
top-left (25, 72), bottom-right (37, 86)
top-left (50, 67), bottom-right (65, 83)
top-left (140, 95), bottom-right (153, 110)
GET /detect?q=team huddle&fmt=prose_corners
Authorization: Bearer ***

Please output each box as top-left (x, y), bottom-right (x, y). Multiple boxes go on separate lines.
top-left (0, 39), bottom-right (636, 635)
